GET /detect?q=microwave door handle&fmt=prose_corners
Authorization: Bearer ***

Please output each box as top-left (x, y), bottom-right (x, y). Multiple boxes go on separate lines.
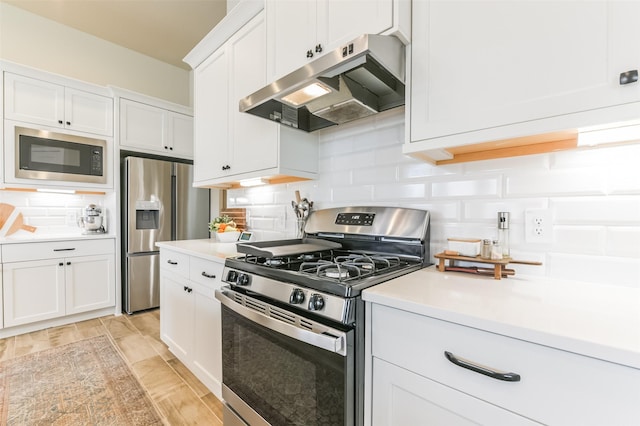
top-left (215, 289), bottom-right (348, 356)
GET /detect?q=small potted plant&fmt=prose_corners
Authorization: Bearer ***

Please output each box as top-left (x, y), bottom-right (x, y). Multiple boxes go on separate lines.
top-left (209, 215), bottom-right (241, 242)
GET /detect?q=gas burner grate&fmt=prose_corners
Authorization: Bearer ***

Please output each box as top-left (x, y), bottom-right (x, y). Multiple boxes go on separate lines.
top-left (242, 250), bottom-right (335, 269)
top-left (299, 253), bottom-right (402, 282)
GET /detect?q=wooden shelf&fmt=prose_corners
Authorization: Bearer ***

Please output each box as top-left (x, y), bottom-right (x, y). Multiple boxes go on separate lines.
top-left (434, 252), bottom-right (542, 280)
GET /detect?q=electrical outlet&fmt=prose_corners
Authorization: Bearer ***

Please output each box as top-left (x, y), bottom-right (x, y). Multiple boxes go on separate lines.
top-left (525, 209), bottom-right (553, 243)
top-left (66, 210), bottom-right (78, 227)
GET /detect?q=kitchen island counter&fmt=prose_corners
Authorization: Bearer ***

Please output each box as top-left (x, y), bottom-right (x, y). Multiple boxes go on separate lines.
top-left (363, 266), bottom-right (640, 369)
top-left (156, 239), bottom-right (238, 263)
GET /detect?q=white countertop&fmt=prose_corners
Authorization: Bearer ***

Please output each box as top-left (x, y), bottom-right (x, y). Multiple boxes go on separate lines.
top-left (363, 266), bottom-right (640, 369)
top-left (156, 239), bottom-right (238, 262)
top-left (0, 233), bottom-right (115, 244)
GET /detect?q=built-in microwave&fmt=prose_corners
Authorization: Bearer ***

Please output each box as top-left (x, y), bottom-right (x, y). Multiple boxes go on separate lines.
top-left (14, 126), bottom-right (107, 184)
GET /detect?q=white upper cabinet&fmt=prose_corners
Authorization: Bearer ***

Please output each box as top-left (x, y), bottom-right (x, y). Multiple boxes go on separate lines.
top-left (4, 72), bottom-right (113, 137)
top-left (405, 0), bottom-right (640, 162)
top-left (228, 13), bottom-right (279, 176)
top-left (193, 48), bottom-right (228, 184)
top-left (191, 10), bottom-right (318, 188)
top-left (119, 98), bottom-right (193, 159)
top-left (266, 0), bottom-right (409, 81)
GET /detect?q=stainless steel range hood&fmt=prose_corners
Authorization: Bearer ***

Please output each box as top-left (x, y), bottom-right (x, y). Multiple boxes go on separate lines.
top-left (239, 34), bottom-right (405, 132)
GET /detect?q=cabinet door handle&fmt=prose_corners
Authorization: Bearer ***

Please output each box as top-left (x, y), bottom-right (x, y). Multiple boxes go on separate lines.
top-left (183, 286), bottom-right (193, 293)
top-left (306, 49), bottom-right (314, 58)
top-left (444, 351), bottom-right (521, 382)
top-left (66, 261), bottom-right (71, 265)
top-left (58, 120), bottom-right (64, 125)
top-left (315, 44), bottom-right (323, 53)
top-left (167, 260), bottom-right (178, 265)
top-left (620, 70), bottom-right (638, 85)
top-left (201, 271), bottom-right (216, 279)
top-left (66, 121), bottom-right (71, 126)
top-left (59, 262), bottom-right (64, 266)
top-left (53, 248), bottom-right (76, 252)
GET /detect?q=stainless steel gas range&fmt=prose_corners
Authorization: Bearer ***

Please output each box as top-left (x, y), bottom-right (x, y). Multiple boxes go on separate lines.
top-left (215, 206), bottom-right (430, 426)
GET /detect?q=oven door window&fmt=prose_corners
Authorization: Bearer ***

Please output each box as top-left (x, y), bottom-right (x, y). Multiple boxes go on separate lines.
top-left (222, 304), bottom-right (353, 425)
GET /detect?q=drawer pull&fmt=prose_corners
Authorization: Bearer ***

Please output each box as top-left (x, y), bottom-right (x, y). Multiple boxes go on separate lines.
top-left (53, 248), bottom-right (76, 252)
top-left (201, 271), bottom-right (216, 279)
top-left (444, 351), bottom-right (521, 382)
top-left (167, 260), bottom-right (178, 265)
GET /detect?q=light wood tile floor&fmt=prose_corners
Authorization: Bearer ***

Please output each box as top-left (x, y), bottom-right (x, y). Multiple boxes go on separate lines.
top-left (0, 309), bottom-right (224, 426)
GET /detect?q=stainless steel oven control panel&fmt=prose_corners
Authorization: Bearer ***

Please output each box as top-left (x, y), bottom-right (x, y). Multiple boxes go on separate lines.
top-left (223, 266), bottom-right (355, 324)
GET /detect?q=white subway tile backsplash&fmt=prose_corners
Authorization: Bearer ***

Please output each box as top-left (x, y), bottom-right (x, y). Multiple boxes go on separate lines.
top-left (398, 162), bottom-right (438, 180)
top-left (506, 169), bottom-right (606, 196)
top-left (28, 216), bottom-right (67, 226)
top-left (554, 226), bottom-right (606, 255)
top-left (608, 163), bottom-right (640, 194)
top-left (606, 227), bottom-right (640, 258)
top-left (374, 145), bottom-right (414, 167)
top-left (331, 185), bottom-right (374, 203)
top-left (317, 167), bottom-right (352, 185)
top-left (249, 217), bottom-right (277, 231)
top-left (0, 191), bottom-right (107, 237)
top-left (352, 166), bottom-right (397, 185)
top-left (246, 205), bottom-right (285, 219)
top-left (319, 137), bottom-right (355, 158)
top-left (432, 177), bottom-right (500, 198)
top-left (554, 196), bottom-right (640, 224)
top-left (225, 107), bottom-right (640, 288)
top-left (324, 150), bottom-right (376, 172)
top-left (374, 183), bottom-right (426, 200)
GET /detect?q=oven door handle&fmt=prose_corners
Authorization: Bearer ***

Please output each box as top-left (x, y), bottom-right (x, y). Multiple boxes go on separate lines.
top-left (215, 289), bottom-right (348, 356)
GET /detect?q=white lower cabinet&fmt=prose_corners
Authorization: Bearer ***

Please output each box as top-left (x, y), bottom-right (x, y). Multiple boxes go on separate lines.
top-left (161, 272), bottom-right (194, 359)
top-left (367, 303), bottom-right (640, 425)
top-left (160, 249), bottom-right (223, 399)
top-left (2, 259), bottom-right (65, 327)
top-left (372, 358), bottom-right (537, 426)
top-left (1, 239), bottom-right (116, 328)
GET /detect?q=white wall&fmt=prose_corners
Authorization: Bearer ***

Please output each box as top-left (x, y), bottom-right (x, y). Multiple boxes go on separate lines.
top-left (0, 2), bottom-right (191, 106)
top-left (227, 108), bottom-right (640, 288)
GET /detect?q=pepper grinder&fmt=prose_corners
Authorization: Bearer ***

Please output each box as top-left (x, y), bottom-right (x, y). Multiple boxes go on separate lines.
top-left (498, 212), bottom-right (510, 258)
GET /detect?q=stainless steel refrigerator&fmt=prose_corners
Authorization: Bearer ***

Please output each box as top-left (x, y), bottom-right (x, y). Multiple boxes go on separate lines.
top-left (123, 156), bottom-right (209, 314)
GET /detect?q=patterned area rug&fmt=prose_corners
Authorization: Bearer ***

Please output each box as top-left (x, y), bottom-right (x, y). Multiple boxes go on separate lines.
top-left (0, 334), bottom-right (163, 425)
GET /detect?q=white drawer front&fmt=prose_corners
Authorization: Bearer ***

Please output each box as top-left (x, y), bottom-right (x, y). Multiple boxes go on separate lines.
top-left (159, 249), bottom-right (189, 277)
top-left (2, 238), bottom-right (114, 262)
top-left (371, 304), bottom-right (640, 425)
top-left (189, 256), bottom-right (223, 290)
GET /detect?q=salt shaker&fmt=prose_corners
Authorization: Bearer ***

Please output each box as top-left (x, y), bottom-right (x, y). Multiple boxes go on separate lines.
top-left (481, 239), bottom-right (492, 259)
top-left (491, 239), bottom-right (502, 260)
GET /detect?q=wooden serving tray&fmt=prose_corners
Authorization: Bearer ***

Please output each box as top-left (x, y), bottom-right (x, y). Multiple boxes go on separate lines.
top-left (434, 252), bottom-right (542, 280)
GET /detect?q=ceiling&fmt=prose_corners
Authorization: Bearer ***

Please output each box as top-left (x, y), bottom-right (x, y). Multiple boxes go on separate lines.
top-left (2, 0), bottom-right (228, 70)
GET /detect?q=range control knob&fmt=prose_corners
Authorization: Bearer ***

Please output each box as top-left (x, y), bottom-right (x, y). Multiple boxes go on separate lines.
top-left (236, 273), bottom-right (251, 286)
top-left (289, 288), bottom-right (306, 305)
top-left (308, 294), bottom-right (325, 311)
top-left (226, 270), bottom-right (238, 283)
